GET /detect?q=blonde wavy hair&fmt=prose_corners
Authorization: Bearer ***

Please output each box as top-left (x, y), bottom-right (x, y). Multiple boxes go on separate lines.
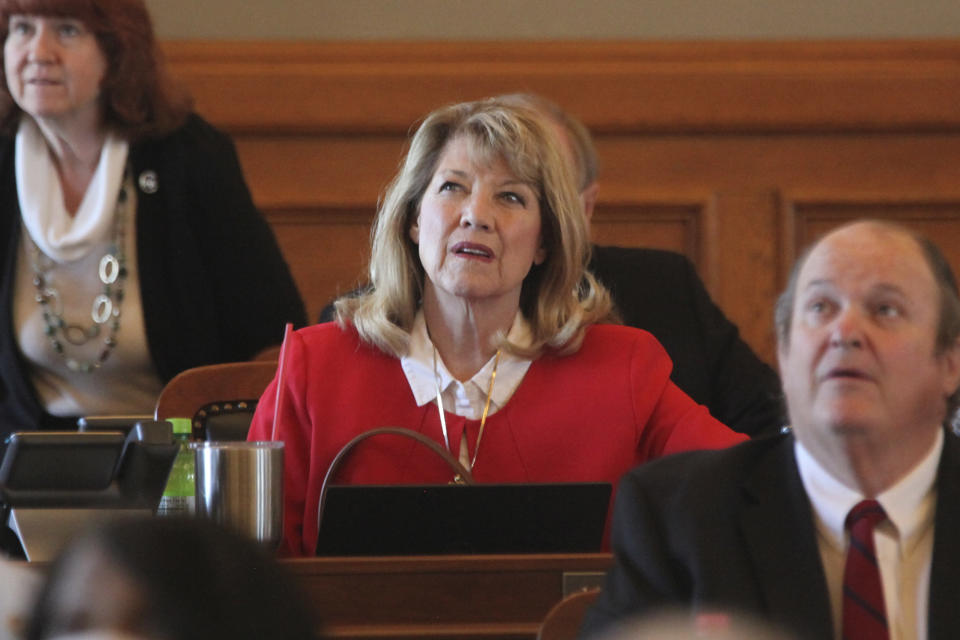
top-left (336, 97), bottom-right (613, 358)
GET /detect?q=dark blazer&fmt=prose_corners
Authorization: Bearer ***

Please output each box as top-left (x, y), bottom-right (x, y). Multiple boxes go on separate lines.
top-left (0, 115), bottom-right (307, 437)
top-left (580, 430), bottom-right (960, 640)
top-left (320, 246), bottom-right (783, 437)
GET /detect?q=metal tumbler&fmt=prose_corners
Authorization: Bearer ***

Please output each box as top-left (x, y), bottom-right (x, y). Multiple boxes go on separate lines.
top-left (192, 441), bottom-right (284, 549)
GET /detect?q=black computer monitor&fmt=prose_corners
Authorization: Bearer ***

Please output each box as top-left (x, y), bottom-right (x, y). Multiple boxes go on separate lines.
top-left (0, 432), bottom-right (125, 495)
top-left (0, 424), bottom-right (177, 508)
top-left (316, 482), bottom-right (612, 556)
top-left (0, 423), bottom-right (180, 561)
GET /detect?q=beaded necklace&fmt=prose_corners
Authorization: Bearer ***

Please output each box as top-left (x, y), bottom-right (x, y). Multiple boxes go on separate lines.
top-left (29, 175), bottom-right (130, 373)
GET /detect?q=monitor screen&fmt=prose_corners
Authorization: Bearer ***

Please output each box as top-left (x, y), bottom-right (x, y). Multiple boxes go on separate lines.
top-left (0, 432), bottom-right (126, 492)
top-left (316, 482), bottom-right (612, 556)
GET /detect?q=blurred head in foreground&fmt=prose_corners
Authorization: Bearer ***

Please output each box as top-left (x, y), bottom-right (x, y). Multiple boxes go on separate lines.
top-left (25, 516), bottom-right (319, 640)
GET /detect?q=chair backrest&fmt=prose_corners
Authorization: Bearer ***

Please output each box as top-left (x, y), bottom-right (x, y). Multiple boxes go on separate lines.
top-left (154, 361), bottom-right (278, 441)
top-left (538, 589), bottom-right (600, 640)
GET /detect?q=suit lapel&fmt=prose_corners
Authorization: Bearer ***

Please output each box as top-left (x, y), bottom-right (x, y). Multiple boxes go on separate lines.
top-left (738, 435), bottom-right (834, 639)
top-left (0, 142), bottom-right (46, 430)
top-left (928, 430), bottom-right (960, 640)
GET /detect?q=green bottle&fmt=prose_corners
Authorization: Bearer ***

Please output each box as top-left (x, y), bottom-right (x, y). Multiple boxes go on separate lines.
top-left (156, 418), bottom-right (196, 517)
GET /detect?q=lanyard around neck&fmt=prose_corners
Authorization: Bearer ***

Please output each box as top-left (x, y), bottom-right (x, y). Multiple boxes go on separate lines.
top-left (432, 345), bottom-right (501, 473)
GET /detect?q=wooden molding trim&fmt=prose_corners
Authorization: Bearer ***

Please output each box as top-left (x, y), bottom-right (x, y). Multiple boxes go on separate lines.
top-left (152, 39), bottom-right (960, 364)
top-left (161, 39), bottom-right (960, 135)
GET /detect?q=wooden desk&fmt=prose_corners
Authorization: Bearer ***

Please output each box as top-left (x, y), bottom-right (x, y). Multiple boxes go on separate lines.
top-left (283, 553), bottom-right (612, 639)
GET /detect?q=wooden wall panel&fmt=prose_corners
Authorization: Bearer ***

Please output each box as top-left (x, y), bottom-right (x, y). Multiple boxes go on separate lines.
top-left (162, 40), bottom-right (960, 364)
top-left (782, 198), bottom-right (960, 269)
top-left (590, 203), bottom-right (706, 264)
top-left (267, 209), bottom-right (373, 321)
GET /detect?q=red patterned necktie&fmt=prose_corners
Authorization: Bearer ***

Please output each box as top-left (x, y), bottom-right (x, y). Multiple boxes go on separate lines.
top-left (842, 499), bottom-right (890, 640)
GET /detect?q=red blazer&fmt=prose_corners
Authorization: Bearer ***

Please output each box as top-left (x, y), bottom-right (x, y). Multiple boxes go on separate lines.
top-left (249, 322), bottom-right (746, 556)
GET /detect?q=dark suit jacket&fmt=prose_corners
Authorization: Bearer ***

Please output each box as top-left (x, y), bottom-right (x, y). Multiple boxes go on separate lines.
top-left (0, 115), bottom-right (306, 436)
top-left (319, 245), bottom-right (783, 437)
top-left (580, 430), bottom-right (960, 640)
top-left (588, 246), bottom-right (783, 437)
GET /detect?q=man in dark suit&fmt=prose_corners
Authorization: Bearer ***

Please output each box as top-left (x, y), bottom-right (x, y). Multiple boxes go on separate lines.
top-left (581, 220), bottom-right (960, 640)
top-left (321, 94), bottom-right (784, 437)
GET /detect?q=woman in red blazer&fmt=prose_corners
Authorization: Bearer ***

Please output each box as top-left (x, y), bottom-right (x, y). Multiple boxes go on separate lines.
top-left (249, 98), bottom-right (745, 556)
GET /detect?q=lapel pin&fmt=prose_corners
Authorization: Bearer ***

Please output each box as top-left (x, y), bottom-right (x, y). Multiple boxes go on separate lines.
top-left (138, 170), bottom-right (159, 194)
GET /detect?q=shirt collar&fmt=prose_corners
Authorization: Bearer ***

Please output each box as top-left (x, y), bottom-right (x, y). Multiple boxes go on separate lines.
top-left (795, 428), bottom-right (942, 550)
top-left (401, 312), bottom-right (440, 408)
top-left (400, 309), bottom-right (533, 412)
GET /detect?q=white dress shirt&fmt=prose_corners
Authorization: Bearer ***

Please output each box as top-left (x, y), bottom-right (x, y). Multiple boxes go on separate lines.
top-left (795, 430), bottom-right (941, 640)
top-left (400, 310), bottom-right (533, 467)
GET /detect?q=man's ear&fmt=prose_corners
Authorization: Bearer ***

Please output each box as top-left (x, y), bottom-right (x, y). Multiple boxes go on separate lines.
top-left (776, 337), bottom-right (790, 379)
top-left (580, 182), bottom-right (599, 222)
top-left (939, 336), bottom-right (960, 400)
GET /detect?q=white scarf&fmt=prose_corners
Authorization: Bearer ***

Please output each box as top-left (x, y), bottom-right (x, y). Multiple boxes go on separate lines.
top-left (15, 116), bottom-right (129, 262)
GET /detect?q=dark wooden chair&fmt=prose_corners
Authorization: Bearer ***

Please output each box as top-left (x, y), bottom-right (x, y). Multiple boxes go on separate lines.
top-left (538, 589), bottom-right (601, 640)
top-left (154, 361), bottom-right (278, 441)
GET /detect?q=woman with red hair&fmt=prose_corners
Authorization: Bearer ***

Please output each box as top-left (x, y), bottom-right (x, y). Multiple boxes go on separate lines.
top-left (0, 0), bottom-right (305, 439)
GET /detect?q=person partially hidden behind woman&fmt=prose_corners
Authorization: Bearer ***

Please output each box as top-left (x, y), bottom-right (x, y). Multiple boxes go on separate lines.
top-left (248, 98), bottom-right (746, 556)
top-left (0, 0), bottom-right (306, 439)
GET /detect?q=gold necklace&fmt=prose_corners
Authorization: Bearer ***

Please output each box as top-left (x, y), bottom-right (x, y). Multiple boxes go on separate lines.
top-left (433, 346), bottom-right (501, 483)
